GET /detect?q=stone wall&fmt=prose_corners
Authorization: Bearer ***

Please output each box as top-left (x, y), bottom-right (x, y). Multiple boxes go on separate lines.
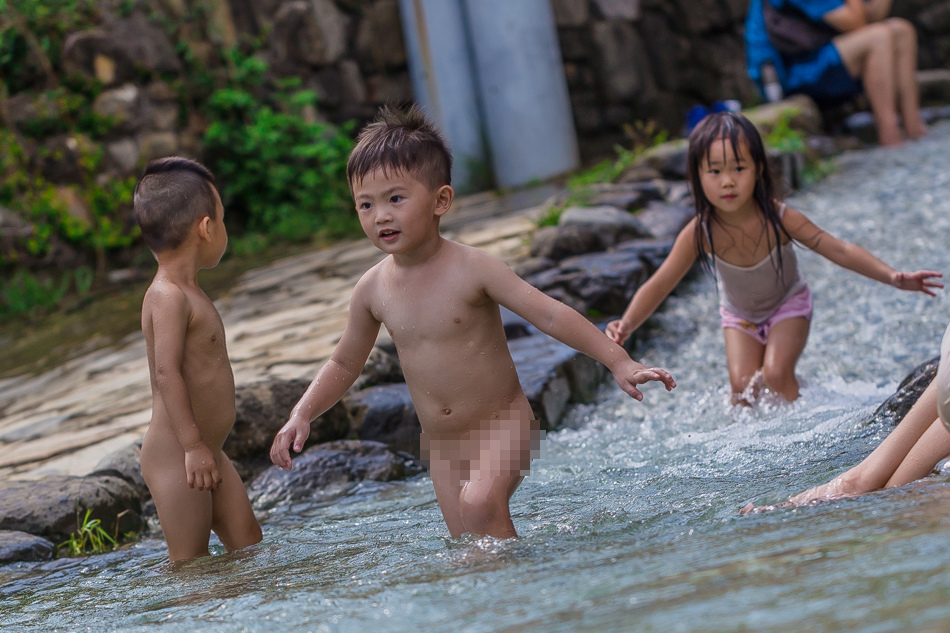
top-left (5, 0), bottom-right (950, 193)
top-left (553, 0), bottom-right (950, 138)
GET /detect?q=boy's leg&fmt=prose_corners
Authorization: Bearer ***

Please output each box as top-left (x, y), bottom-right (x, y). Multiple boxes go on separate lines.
top-left (459, 475), bottom-right (523, 538)
top-left (458, 409), bottom-right (535, 538)
top-left (761, 317), bottom-right (810, 402)
top-left (884, 18), bottom-right (926, 139)
top-left (141, 432), bottom-right (213, 562)
top-left (423, 434), bottom-right (467, 537)
top-left (210, 452), bottom-right (262, 552)
top-left (723, 328), bottom-right (766, 404)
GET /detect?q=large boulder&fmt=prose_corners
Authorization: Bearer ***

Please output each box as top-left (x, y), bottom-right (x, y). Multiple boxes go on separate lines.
top-left (866, 357), bottom-right (939, 427)
top-left (632, 201), bottom-right (694, 241)
top-left (0, 530), bottom-right (54, 564)
top-left (344, 382), bottom-right (421, 456)
top-left (248, 439), bottom-right (422, 509)
top-left (91, 439), bottom-right (148, 499)
top-left (585, 180), bottom-right (668, 211)
top-left (510, 332), bottom-right (608, 429)
top-left (529, 224), bottom-right (607, 261)
top-left (225, 379), bottom-right (350, 464)
top-left (0, 476), bottom-right (142, 543)
top-left (559, 205), bottom-right (651, 246)
top-left (272, 0), bottom-right (347, 67)
top-left (525, 249), bottom-right (649, 317)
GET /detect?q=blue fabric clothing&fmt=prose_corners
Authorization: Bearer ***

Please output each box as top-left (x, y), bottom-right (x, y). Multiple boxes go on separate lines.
top-left (745, 0), bottom-right (862, 102)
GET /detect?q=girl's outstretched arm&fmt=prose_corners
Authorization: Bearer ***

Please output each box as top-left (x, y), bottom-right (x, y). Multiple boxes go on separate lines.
top-left (783, 206), bottom-right (943, 295)
top-left (606, 220), bottom-right (700, 345)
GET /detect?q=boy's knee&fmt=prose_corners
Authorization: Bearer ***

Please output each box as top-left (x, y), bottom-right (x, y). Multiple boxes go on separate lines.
top-left (459, 483), bottom-right (507, 536)
top-left (865, 21), bottom-right (895, 49)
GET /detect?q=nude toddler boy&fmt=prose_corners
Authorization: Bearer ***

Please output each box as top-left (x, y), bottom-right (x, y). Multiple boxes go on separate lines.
top-left (134, 157), bottom-right (262, 561)
top-left (270, 107), bottom-right (676, 539)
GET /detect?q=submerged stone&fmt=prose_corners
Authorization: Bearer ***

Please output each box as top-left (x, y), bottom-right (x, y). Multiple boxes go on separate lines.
top-left (248, 439), bottom-right (422, 509)
top-left (0, 530), bottom-right (54, 564)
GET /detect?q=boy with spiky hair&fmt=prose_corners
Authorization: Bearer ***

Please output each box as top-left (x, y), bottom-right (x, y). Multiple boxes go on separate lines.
top-left (134, 157), bottom-right (262, 561)
top-left (270, 107), bottom-right (676, 538)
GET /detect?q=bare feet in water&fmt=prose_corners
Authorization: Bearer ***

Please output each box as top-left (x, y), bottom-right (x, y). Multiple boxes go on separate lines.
top-left (740, 476), bottom-right (852, 515)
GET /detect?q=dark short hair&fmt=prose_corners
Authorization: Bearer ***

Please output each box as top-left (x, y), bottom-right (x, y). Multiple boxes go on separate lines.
top-left (133, 157), bottom-right (218, 253)
top-left (347, 104), bottom-right (452, 191)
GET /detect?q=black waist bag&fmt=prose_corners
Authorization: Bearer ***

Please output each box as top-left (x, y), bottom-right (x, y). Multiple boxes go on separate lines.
top-left (762, 0), bottom-right (839, 57)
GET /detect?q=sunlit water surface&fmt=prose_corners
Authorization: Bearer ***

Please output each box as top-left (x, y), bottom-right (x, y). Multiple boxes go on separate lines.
top-left (5, 125), bottom-right (950, 632)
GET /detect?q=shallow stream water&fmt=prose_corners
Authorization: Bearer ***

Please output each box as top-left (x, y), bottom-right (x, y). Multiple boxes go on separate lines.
top-left (4, 125), bottom-right (950, 632)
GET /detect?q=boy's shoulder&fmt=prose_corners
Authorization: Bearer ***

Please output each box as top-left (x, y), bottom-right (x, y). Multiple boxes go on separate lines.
top-left (142, 276), bottom-right (191, 315)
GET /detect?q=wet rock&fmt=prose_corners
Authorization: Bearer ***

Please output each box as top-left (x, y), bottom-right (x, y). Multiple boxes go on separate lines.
top-left (0, 476), bottom-right (142, 542)
top-left (91, 439), bottom-right (148, 498)
top-left (585, 180), bottom-right (668, 210)
top-left (632, 201), bottom-right (694, 241)
top-left (352, 346), bottom-right (404, 390)
top-left (226, 379), bottom-right (349, 463)
top-left (743, 94), bottom-right (823, 137)
top-left (866, 357), bottom-right (939, 427)
top-left (510, 332), bottom-right (608, 429)
top-left (529, 224), bottom-right (606, 261)
top-left (617, 164), bottom-right (663, 184)
top-left (513, 256), bottom-right (557, 279)
top-left (344, 383), bottom-right (420, 456)
top-left (525, 250), bottom-right (648, 317)
top-left (248, 440), bottom-right (422, 509)
top-left (612, 237), bottom-right (677, 274)
top-left (560, 205), bottom-right (651, 247)
top-left (0, 530), bottom-right (54, 564)
top-left (632, 139), bottom-right (690, 180)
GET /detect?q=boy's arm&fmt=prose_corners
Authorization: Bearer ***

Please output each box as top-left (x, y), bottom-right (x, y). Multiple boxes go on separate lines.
top-left (147, 285), bottom-right (221, 491)
top-left (606, 220), bottom-right (699, 345)
top-left (270, 279), bottom-right (382, 470)
top-left (783, 206), bottom-right (942, 295)
top-left (480, 253), bottom-right (676, 401)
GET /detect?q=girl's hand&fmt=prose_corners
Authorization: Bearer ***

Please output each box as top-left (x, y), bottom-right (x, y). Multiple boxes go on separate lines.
top-left (891, 270), bottom-right (943, 296)
top-left (613, 360), bottom-right (676, 401)
top-left (606, 319), bottom-right (633, 345)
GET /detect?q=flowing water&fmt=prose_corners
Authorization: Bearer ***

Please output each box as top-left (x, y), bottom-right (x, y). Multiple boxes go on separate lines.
top-left (4, 125), bottom-right (950, 632)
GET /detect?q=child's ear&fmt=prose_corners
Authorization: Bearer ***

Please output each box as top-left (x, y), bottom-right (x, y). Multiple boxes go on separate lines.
top-left (433, 184), bottom-right (454, 217)
top-left (197, 216), bottom-right (212, 242)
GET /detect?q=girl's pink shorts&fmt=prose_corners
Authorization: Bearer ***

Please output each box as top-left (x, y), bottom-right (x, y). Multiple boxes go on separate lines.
top-left (719, 286), bottom-right (813, 346)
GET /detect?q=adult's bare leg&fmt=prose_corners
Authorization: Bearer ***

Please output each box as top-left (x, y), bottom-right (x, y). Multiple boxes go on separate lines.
top-left (885, 18), bottom-right (927, 139)
top-left (835, 24), bottom-right (901, 146)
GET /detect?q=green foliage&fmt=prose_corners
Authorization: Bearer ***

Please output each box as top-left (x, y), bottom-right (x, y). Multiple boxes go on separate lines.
top-left (58, 509), bottom-right (120, 557)
top-left (203, 53), bottom-right (358, 244)
top-left (540, 121), bottom-right (668, 228)
top-left (765, 111), bottom-right (807, 154)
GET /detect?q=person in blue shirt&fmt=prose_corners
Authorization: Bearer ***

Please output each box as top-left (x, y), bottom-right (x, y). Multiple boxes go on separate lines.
top-left (746, 0), bottom-right (926, 146)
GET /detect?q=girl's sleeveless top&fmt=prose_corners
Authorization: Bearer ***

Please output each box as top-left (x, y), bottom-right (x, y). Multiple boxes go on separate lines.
top-left (708, 204), bottom-right (807, 324)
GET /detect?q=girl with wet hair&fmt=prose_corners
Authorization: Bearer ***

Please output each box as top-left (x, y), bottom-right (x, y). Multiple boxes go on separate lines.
top-left (607, 111), bottom-right (941, 404)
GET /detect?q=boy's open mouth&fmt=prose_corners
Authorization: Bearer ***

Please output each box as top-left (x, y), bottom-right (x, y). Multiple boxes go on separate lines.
top-left (379, 229), bottom-right (400, 239)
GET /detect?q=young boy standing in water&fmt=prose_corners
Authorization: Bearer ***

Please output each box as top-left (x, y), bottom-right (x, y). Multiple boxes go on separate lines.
top-left (270, 107), bottom-right (676, 538)
top-left (134, 157), bottom-right (262, 561)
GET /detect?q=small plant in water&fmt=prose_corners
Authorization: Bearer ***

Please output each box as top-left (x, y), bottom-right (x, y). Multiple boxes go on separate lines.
top-left (59, 509), bottom-right (122, 556)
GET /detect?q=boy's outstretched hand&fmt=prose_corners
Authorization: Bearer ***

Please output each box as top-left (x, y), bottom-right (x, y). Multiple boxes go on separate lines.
top-left (892, 270), bottom-right (943, 296)
top-left (270, 417), bottom-right (312, 470)
top-left (612, 360), bottom-right (676, 401)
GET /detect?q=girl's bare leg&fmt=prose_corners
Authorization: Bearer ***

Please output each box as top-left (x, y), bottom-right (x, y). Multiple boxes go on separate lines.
top-left (723, 329), bottom-right (766, 405)
top-left (835, 24), bottom-right (902, 146)
top-left (762, 317), bottom-right (810, 402)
